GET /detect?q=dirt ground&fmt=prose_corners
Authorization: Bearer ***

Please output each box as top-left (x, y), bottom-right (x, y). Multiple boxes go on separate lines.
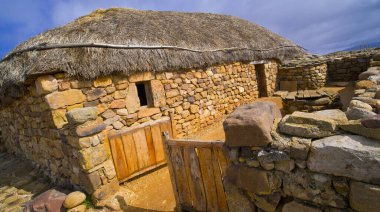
top-left (120, 166), bottom-right (176, 212)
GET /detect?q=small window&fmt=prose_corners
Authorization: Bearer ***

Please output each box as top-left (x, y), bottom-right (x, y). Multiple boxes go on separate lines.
top-left (136, 82), bottom-right (153, 107)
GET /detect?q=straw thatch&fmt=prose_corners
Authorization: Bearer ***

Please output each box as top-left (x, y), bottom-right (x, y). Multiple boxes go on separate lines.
top-left (0, 8), bottom-right (307, 101)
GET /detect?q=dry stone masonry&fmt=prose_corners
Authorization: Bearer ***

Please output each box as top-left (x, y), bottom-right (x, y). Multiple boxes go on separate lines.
top-left (223, 100), bottom-right (380, 212)
top-left (0, 61), bottom-right (275, 204)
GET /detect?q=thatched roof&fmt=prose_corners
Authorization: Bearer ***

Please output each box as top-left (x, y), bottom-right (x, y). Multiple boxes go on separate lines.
top-left (0, 8), bottom-right (307, 100)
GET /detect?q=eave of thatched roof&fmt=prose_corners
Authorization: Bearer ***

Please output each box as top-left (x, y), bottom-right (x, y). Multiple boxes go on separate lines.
top-left (0, 8), bottom-right (307, 102)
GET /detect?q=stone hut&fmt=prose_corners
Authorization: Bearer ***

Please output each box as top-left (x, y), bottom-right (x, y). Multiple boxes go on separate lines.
top-left (0, 8), bottom-right (306, 204)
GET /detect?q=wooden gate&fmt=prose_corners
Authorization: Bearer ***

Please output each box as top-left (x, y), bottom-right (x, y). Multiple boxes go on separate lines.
top-left (163, 133), bottom-right (229, 212)
top-left (108, 117), bottom-right (173, 182)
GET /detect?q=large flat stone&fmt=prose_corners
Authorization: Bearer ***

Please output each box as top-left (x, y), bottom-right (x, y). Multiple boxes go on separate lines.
top-left (313, 109), bottom-right (348, 124)
top-left (76, 119), bottom-right (106, 137)
top-left (224, 102), bottom-right (282, 147)
top-left (45, 89), bottom-right (86, 109)
top-left (307, 134), bottom-right (380, 184)
top-left (279, 112), bottom-right (337, 138)
top-left (346, 107), bottom-right (377, 120)
top-left (349, 181), bottom-right (380, 212)
top-left (340, 120), bottom-right (380, 140)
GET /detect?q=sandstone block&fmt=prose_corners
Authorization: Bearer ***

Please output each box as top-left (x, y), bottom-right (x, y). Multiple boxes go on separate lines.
top-left (67, 205), bottom-right (86, 212)
top-left (93, 76), bottom-right (112, 87)
top-left (35, 75), bottom-right (58, 95)
top-left (166, 89), bottom-right (179, 98)
top-left (45, 89), bottom-right (86, 109)
top-left (289, 137), bottom-right (311, 160)
top-left (137, 107), bottom-right (160, 118)
top-left (125, 83), bottom-right (140, 113)
top-left (101, 109), bottom-right (116, 119)
top-left (307, 134), bottom-right (380, 184)
top-left (349, 181), bottom-right (380, 212)
top-left (116, 109), bottom-right (129, 116)
top-left (248, 192), bottom-right (281, 212)
top-left (224, 102), bottom-right (282, 147)
top-left (86, 88), bottom-right (107, 101)
top-left (66, 107), bottom-right (98, 124)
top-left (114, 90), bottom-right (126, 99)
top-left (63, 191), bottom-right (86, 209)
top-left (79, 144), bottom-right (109, 170)
top-left (274, 160), bottom-right (295, 173)
top-left (279, 112), bottom-right (337, 138)
top-left (70, 80), bottom-right (92, 89)
top-left (151, 80), bottom-right (166, 107)
top-left (340, 120), bottom-right (380, 140)
top-left (109, 99), bottom-right (126, 109)
top-left (361, 114), bottom-right (380, 128)
top-left (52, 109), bottom-right (68, 129)
top-left (67, 136), bottom-right (92, 149)
top-left (346, 107), bottom-right (376, 120)
top-left (76, 119), bottom-right (106, 137)
top-left (282, 201), bottom-right (322, 212)
top-left (128, 72), bottom-right (154, 82)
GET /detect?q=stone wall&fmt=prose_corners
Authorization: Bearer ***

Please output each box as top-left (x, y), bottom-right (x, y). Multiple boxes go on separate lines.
top-left (223, 102), bottom-right (380, 212)
top-left (327, 56), bottom-right (371, 82)
top-left (263, 61), bottom-right (279, 96)
top-left (278, 63), bottom-right (327, 90)
top-left (0, 61), bottom-right (265, 204)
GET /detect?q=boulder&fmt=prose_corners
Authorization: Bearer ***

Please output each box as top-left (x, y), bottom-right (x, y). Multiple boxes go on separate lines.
top-left (66, 107), bottom-right (98, 124)
top-left (24, 189), bottom-right (66, 212)
top-left (358, 67), bottom-right (380, 80)
top-left (224, 102), bottom-right (282, 147)
top-left (278, 112), bottom-right (337, 138)
top-left (346, 107), bottom-right (376, 120)
top-left (282, 201), bottom-right (322, 212)
top-left (348, 100), bottom-right (373, 111)
top-left (362, 114), bottom-right (380, 128)
top-left (349, 181), bottom-right (380, 212)
top-left (63, 191), bottom-right (86, 209)
top-left (340, 120), bottom-right (380, 140)
top-left (307, 134), bottom-right (380, 184)
top-left (313, 109), bottom-right (348, 124)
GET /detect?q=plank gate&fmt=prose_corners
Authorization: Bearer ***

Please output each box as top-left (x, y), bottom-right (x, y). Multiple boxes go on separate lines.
top-left (108, 117), bottom-right (173, 182)
top-left (163, 134), bottom-right (230, 212)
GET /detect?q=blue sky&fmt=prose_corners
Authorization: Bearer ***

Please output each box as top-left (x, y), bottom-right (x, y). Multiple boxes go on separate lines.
top-left (1, 0), bottom-right (380, 58)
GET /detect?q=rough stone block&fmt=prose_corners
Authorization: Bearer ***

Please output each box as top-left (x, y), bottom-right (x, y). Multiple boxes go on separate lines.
top-left (226, 165), bottom-right (280, 195)
top-left (137, 107), bottom-right (160, 119)
top-left (248, 192), bottom-right (281, 212)
top-left (350, 181), bottom-right (380, 212)
top-left (79, 144), bottom-right (109, 170)
top-left (76, 119), bottom-right (106, 137)
top-left (86, 88), bottom-right (107, 101)
top-left (280, 81), bottom-right (297, 92)
top-left (279, 112), bottom-right (337, 138)
top-left (93, 76), bottom-right (112, 87)
top-left (128, 72), bottom-right (154, 82)
top-left (125, 83), bottom-right (140, 113)
top-left (308, 134), bottom-right (380, 184)
top-left (109, 99), bottom-right (126, 109)
top-left (35, 75), bottom-right (58, 95)
top-left (151, 80), bottom-right (166, 107)
top-left (51, 109), bottom-right (68, 129)
top-left (312, 109), bottom-right (348, 124)
top-left (361, 114), bottom-right (380, 128)
top-left (45, 89), bottom-right (86, 109)
top-left (289, 137), bottom-right (311, 160)
top-left (66, 107), bottom-right (98, 124)
top-left (346, 107), bottom-right (376, 120)
top-left (224, 102), bottom-right (282, 147)
top-left (92, 178), bottom-right (120, 206)
top-left (339, 120), bottom-right (380, 140)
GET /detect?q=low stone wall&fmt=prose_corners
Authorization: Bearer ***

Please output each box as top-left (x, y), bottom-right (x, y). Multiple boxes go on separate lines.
top-left (0, 61), bottom-right (264, 204)
top-left (263, 61), bottom-right (279, 96)
top-left (223, 102), bottom-right (380, 212)
top-left (278, 63), bottom-right (327, 90)
top-left (327, 55), bottom-right (371, 82)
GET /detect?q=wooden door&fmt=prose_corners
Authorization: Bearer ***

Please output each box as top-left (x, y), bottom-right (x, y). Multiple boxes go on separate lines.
top-left (108, 117), bottom-right (173, 182)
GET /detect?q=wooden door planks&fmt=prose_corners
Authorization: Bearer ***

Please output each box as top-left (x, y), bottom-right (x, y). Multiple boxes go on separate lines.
top-left (144, 126), bottom-right (157, 166)
top-left (170, 146), bottom-right (193, 208)
top-left (109, 136), bottom-right (129, 180)
top-left (121, 134), bottom-right (139, 175)
top-left (133, 129), bottom-right (151, 169)
top-left (151, 124), bottom-right (166, 162)
top-left (183, 147), bottom-right (207, 211)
